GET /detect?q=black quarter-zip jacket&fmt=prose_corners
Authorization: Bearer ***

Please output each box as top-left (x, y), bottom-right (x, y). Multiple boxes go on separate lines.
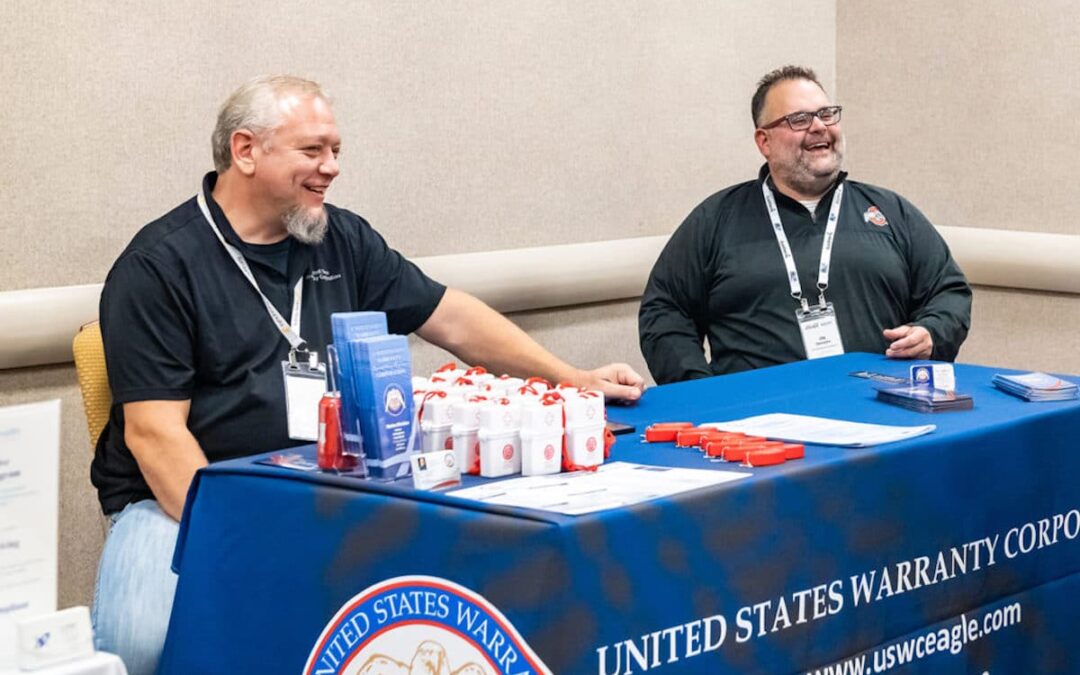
top-left (639, 165), bottom-right (971, 384)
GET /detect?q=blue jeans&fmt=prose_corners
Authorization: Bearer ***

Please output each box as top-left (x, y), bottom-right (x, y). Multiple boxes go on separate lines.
top-left (91, 500), bottom-right (179, 675)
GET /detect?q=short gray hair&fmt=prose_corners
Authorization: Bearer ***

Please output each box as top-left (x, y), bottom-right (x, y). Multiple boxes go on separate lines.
top-left (211, 75), bottom-right (328, 173)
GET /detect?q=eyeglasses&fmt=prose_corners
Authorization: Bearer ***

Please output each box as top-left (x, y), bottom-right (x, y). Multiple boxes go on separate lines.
top-left (759, 106), bottom-right (843, 131)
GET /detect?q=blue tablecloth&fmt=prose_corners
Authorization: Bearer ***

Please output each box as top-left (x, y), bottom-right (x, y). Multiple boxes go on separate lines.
top-left (159, 353), bottom-right (1080, 674)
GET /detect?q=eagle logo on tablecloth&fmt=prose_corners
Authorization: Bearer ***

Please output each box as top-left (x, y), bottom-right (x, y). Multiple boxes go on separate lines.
top-left (303, 576), bottom-right (551, 675)
top-left (355, 640), bottom-right (485, 674)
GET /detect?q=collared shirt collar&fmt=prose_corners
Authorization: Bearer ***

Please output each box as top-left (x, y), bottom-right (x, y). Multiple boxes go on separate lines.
top-left (200, 171), bottom-right (315, 287)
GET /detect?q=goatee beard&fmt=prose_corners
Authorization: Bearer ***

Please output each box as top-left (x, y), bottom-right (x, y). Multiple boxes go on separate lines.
top-left (784, 147), bottom-right (844, 198)
top-left (284, 206), bottom-right (328, 245)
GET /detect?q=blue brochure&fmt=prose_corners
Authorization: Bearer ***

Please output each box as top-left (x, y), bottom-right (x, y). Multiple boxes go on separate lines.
top-left (350, 335), bottom-right (415, 479)
top-left (331, 312), bottom-right (388, 455)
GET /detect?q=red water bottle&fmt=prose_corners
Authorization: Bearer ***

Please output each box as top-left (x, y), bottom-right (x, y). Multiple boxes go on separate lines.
top-left (317, 345), bottom-right (358, 471)
top-left (317, 392), bottom-right (344, 470)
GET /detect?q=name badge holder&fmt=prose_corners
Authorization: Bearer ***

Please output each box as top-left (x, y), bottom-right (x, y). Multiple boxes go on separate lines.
top-left (196, 188), bottom-right (326, 439)
top-left (763, 178), bottom-right (846, 360)
top-left (282, 350), bottom-right (326, 442)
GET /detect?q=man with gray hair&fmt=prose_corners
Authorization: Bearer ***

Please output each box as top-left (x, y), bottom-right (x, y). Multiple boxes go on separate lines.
top-left (639, 65), bottom-right (971, 383)
top-left (91, 75), bottom-right (644, 674)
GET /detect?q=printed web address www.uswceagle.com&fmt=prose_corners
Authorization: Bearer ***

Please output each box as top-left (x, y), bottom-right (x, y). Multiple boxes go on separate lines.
top-left (593, 507), bottom-right (1076, 674)
top-left (808, 602), bottom-right (1022, 674)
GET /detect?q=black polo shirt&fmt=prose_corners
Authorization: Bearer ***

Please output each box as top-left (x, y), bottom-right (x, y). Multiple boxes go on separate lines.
top-left (91, 173), bottom-right (446, 514)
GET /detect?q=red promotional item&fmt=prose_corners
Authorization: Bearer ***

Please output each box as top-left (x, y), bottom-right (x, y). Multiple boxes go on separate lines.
top-left (703, 441), bottom-right (725, 458)
top-left (746, 446), bottom-right (787, 467)
top-left (720, 440), bottom-right (770, 463)
top-left (717, 437), bottom-right (770, 460)
top-left (705, 436), bottom-right (758, 458)
top-left (643, 422), bottom-right (694, 443)
top-left (782, 443), bottom-right (805, 460)
top-left (699, 431), bottom-right (747, 450)
top-left (675, 428), bottom-right (711, 448)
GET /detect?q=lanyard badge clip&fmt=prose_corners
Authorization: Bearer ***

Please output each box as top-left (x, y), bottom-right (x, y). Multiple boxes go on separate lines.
top-left (288, 347), bottom-right (320, 371)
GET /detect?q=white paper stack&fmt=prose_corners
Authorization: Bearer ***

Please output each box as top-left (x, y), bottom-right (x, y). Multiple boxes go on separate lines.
top-left (992, 372), bottom-right (1079, 402)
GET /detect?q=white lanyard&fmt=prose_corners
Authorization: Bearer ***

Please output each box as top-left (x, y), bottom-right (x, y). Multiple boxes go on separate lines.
top-left (196, 189), bottom-right (306, 351)
top-left (761, 177), bottom-right (844, 312)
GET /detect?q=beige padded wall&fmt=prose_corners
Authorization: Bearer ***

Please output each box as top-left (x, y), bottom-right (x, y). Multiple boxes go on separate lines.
top-left (0, 0), bottom-right (834, 291)
top-left (837, 1), bottom-right (1080, 234)
top-left (836, 0), bottom-right (1080, 372)
top-left (0, 2), bottom-right (836, 608)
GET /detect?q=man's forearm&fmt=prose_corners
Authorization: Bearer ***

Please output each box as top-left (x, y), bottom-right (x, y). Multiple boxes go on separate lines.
top-left (124, 401), bottom-right (209, 521)
top-left (128, 429), bottom-right (207, 521)
top-left (418, 288), bottom-right (645, 401)
top-left (417, 289), bottom-right (581, 384)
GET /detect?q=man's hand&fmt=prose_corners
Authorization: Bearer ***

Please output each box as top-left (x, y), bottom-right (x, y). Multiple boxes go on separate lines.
top-left (576, 363), bottom-right (646, 403)
top-left (883, 325), bottom-right (933, 360)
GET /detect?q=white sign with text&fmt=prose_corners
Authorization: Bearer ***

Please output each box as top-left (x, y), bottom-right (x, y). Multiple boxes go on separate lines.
top-left (0, 400), bottom-right (60, 668)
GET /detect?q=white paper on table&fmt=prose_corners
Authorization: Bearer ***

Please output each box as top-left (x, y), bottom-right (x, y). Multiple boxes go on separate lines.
top-left (447, 461), bottom-right (750, 515)
top-left (0, 400), bottom-right (61, 670)
top-left (701, 412), bottom-right (935, 447)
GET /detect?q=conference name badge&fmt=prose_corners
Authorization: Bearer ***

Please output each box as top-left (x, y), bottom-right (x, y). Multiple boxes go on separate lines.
top-left (796, 303), bottom-right (845, 360)
top-left (303, 576), bottom-right (552, 675)
top-left (282, 355), bottom-right (327, 442)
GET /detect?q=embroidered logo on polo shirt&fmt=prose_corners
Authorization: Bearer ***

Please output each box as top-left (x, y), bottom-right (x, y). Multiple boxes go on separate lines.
top-left (863, 206), bottom-right (888, 227)
top-left (308, 268), bottom-right (342, 282)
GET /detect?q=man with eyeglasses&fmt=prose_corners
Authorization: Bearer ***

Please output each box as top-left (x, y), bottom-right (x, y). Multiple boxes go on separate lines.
top-left (639, 65), bottom-right (971, 383)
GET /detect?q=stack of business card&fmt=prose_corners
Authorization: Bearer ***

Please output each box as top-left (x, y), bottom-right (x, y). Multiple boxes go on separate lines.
top-left (875, 386), bottom-right (974, 413)
top-left (992, 372), bottom-right (1079, 402)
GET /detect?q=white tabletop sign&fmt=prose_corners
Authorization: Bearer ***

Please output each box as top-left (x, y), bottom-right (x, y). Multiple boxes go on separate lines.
top-left (0, 400), bottom-right (61, 669)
